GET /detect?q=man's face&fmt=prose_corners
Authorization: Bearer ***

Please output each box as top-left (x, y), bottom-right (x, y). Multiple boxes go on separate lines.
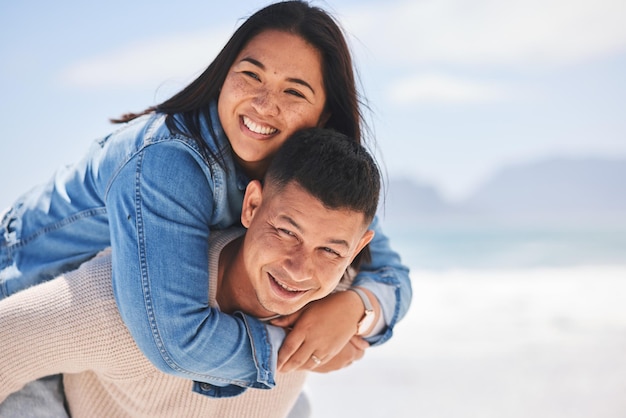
top-left (239, 180), bottom-right (374, 317)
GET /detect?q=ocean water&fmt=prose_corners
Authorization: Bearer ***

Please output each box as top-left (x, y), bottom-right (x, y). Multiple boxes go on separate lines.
top-left (382, 222), bottom-right (626, 270)
top-left (308, 223), bottom-right (626, 418)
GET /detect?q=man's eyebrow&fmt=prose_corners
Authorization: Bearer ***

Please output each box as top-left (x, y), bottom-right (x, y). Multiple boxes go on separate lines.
top-left (279, 214), bottom-right (350, 250)
top-left (327, 238), bottom-right (351, 251)
top-left (279, 214), bottom-right (303, 232)
top-left (241, 57), bottom-right (316, 94)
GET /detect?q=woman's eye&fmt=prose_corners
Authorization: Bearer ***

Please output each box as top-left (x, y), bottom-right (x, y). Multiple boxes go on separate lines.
top-left (244, 71), bottom-right (260, 81)
top-left (285, 89), bottom-right (305, 98)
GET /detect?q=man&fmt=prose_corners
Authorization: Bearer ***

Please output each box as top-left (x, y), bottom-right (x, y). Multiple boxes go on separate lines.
top-left (0, 128), bottom-right (381, 417)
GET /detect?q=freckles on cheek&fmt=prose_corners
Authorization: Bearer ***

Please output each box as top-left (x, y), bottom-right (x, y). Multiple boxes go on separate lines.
top-left (230, 77), bottom-right (253, 96)
top-left (220, 79), bottom-right (244, 104)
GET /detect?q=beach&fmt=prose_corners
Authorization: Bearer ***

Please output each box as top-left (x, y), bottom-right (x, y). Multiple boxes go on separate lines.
top-left (305, 266), bottom-right (626, 418)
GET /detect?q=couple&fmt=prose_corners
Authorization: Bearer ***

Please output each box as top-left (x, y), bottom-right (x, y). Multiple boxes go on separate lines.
top-left (0, 1), bottom-right (411, 416)
top-left (0, 128), bottom-right (381, 417)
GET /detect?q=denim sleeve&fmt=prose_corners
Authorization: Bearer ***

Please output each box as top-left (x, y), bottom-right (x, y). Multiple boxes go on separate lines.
top-left (106, 143), bottom-right (277, 392)
top-left (351, 215), bottom-right (412, 346)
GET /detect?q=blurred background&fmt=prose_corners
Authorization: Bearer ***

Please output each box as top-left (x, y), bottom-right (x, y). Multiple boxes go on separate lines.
top-left (2, 1), bottom-right (625, 417)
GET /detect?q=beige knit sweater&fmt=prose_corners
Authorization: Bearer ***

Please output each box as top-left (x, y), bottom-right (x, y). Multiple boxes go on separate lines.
top-left (0, 231), bottom-right (306, 418)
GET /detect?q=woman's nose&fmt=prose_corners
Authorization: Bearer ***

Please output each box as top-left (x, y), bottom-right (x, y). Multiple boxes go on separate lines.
top-left (251, 89), bottom-right (280, 117)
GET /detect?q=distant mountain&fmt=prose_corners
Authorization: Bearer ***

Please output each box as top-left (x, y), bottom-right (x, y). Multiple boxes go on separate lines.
top-left (382, 157), bottom-right (626, 225)
top-left (462, 157), bottom-right (626, 222)
top-left (377, 178), bottom-right (454, 224)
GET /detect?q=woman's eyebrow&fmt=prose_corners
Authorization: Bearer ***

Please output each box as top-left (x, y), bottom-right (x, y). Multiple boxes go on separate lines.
top-left (240, 57), bottom-right (316, 95)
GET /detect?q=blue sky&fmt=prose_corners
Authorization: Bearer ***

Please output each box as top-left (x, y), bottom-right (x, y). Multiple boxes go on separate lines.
top-left (1, 0), bottom-right (625, 209)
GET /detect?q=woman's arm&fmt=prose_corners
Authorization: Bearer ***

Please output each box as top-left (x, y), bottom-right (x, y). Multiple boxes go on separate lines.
top-left (351, 214), bottom-right (412, 344)
top-left (106, 143), bottom-right (280, 394)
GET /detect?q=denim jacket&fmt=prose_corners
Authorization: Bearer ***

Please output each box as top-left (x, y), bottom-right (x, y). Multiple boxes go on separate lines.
top-left (0, 102), bottom-right (411, 397)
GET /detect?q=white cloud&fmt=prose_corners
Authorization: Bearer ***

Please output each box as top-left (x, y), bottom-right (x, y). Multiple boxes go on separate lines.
top-left (387, 73), bottom-right (512, 104)
top-left (57, 0), bottom-right (626, 92)
top-left (59, 28), bottom-right (230, 90)
top-left (343, 0), bottom-right (626, 69)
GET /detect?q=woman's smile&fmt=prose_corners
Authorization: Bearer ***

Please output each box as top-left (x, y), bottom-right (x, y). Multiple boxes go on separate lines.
top-left (241, 115), bottom-right (278, 136)
top-left (218, 29), bottom-right (327, 179)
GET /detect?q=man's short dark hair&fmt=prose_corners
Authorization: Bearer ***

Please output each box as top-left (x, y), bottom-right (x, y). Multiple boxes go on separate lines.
top-left (265, 128), bottom-right (380, 224)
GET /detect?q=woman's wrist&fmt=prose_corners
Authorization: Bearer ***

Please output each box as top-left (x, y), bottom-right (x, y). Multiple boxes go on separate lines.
top-left (346, 287), bottom-right (382, 337)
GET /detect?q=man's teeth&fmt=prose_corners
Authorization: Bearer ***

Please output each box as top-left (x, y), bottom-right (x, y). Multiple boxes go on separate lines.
top-left (274, 277), bottom-right (302, 293)
top-left (243, 116), bottom-right (278, 135)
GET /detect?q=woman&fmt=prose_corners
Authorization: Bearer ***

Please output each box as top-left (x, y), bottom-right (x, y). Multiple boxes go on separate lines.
top-left (0, 0), bottom-right (411, 411)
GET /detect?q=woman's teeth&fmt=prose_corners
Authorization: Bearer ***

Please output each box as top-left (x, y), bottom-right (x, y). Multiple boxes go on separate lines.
top-left (243, 116), bottom-right (278, 135)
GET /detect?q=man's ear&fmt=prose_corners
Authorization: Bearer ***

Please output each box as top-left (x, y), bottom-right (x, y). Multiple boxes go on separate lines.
top-left (350, 229), bottom-right (375, 263)
top-left (241, 180), bottom-right (263, 228)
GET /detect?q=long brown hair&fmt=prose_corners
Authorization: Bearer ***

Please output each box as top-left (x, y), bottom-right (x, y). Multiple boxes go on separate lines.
top-left (112, 1), bottom-right (367, 166)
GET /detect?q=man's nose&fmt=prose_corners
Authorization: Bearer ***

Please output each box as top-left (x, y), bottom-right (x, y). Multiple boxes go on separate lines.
top-left (284, 249), bottom-right (315, 282)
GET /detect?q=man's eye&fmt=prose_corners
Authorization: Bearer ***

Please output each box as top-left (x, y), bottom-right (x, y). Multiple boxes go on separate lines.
top-left (322, 247), bottom-right (340, 257)
top-left (278, 228), bottom-right (295, 237)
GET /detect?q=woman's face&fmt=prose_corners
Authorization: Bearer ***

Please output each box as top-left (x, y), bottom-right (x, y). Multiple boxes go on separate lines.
top-left (218, 30), bottom-right (327, 179)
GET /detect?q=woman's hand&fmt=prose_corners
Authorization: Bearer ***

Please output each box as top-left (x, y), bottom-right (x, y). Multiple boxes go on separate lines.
top-left (272, 290), bottom-right (373, 373)
top-left (312, 336), bottom-right (369, 373)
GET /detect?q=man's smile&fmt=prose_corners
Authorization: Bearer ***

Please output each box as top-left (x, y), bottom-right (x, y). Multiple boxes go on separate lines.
top-left (268, 272), bottom-right (308, 299)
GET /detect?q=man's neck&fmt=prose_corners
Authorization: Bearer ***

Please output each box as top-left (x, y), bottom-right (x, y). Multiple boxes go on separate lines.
top-left (216, 237), bottom-right (241, 314)
top-left (216, 236), bottom-right (275, 318)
